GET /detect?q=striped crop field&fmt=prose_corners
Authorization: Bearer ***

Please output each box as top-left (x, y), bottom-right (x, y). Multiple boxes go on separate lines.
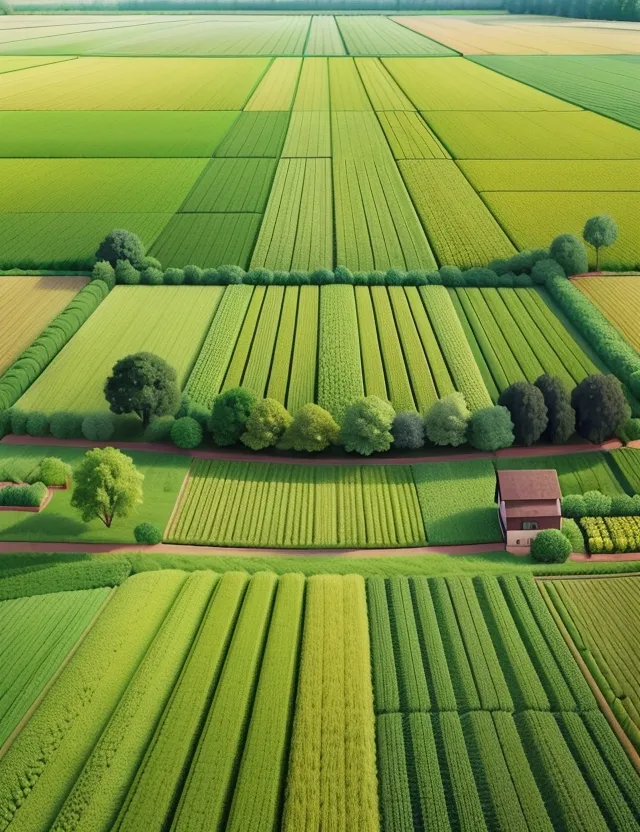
top-left (541, 575), bottom-right (640, 752)
top-left (495, 451), bottom-right (626, 496)
top-left (575, 277), bottom-right (640, 351)
top-left (0, 276), bottom-right (87, 374)
top-left (611, 448), bottom-right (640, 493)
top-left (165, 459), bottom-right (426, 548)
top-left (18, 286), bottom-right (224, 413)
top-left (370, 574), bottom-right (640, 830)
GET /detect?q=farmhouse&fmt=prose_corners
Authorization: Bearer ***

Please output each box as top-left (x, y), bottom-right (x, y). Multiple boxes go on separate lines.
top-left (495, 469), bottom-right (562, 552)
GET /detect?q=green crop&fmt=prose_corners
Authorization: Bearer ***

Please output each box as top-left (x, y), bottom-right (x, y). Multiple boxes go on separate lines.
top-left (286, 286), bottom-right (318, 414)
top-left (267, 286), bottom-right (299, 403)
top-left (387, 577), bottom-right (430, 712)
top-left (215, 112), bottom-right (290, 158)
top-left (375, 713), bottom-right (413, 831)
top-left (354, 287), bottom-right (388, 401)
top-left (337, 17), bottom-right (454, 56)
top-left (282, 112), bottom-right (331, 157)
top-left (240, 286), bottom-right (285, 396)
top-left (181, 158), bottom-right (276, 213)
top-left (370, 287), bottom-right (415, 411)
top-left (293, 57), bottom-right (329, 110)
top-left (366, 577), bottom-right (400, 715)
top-left (388, 287), bottom-right (439, 410)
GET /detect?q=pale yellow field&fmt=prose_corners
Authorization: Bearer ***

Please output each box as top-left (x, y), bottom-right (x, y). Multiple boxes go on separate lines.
top-left (394, 14), bottom-right (640, 55)
top-left (245, 57), bottom-right (302, 110)
top-left (0, 276), bottom-right (88, 373)
top-left (576, 277), bottom-right (640, 350)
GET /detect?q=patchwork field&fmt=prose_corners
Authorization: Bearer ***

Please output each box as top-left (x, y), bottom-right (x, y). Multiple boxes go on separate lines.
top-left (575, 277), bottom-right (640, 352)
top-left (0, 15), bottom-right (637, 269)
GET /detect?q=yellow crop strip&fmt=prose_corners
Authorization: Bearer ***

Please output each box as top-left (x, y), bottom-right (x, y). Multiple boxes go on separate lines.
top-left (576, 277), bottom-right (640, 351)
top-left (245, 57), bottom-right (302, 111)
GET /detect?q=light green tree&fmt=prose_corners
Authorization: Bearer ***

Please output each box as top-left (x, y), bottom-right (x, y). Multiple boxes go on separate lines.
top-left (71, 447), bottom-right (143, 528)
top-left (583, 214), bottom-right (618, 270)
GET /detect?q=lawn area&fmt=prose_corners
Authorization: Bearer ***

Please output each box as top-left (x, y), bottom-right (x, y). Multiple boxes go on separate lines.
top-left (0, 445), bottom-right (189, 544)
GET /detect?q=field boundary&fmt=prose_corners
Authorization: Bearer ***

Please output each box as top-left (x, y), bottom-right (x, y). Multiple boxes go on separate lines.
top-left (537, 579), bottom-right (640, 776)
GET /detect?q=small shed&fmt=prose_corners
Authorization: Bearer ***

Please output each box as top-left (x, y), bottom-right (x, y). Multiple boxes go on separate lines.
top-left (495, 469), bottom-right (562, 552)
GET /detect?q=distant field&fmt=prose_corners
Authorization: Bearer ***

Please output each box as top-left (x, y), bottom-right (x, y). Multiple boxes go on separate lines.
top-left (575, 277), bottom-right (640, 351)
top-left (0, 276), bottom-right (87, 374)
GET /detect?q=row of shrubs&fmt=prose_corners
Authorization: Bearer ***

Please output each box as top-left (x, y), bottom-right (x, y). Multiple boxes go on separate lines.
top-left (0, 456), bottom-right (70, 488)
top-left (0, 482), bottom-right (48, 508)
top-left (562, 490), bottom-right (640, 519)
top-left (0, 281), bottom-right (109, 411)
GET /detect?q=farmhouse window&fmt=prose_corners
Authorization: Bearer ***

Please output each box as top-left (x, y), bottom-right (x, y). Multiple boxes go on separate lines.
top-left (522, 521), bottom-right (538, 531)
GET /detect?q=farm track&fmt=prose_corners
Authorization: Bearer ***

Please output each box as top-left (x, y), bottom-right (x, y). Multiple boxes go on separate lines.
top-left (0, 433), bottom-right (624, 465)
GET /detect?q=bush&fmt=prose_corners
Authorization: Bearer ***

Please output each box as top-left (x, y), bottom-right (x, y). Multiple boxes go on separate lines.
top-left (141, 256), bottom-right (162, 271)
top-left (561, 494), bottom-right (586, 519)
top-left (188, 404), bottom-right (210, 428)
top-left (463, 267), bottom-right (498, 287)
top-left (0, 409), bottom-right (11, 438)
top-left (534, 374), bottom-right (575, 444)
top-left (201, 268), bottom-right (219, 285)
top-left (611, 493), bottom-right (640, 516)
top-left (334, 265), bottom-right (353, 284)
top-left (141, 266), bottom-right (164, 285)
top-left (311, 268), bottom-right (335, 285)
top-left (467, 406), bottom-right (514, 451)
top-left (424, 393), bottom-right (471, 447)
top-left (91, 260), bottom-right (116, 289)
top-left (183, 265), bottom-right (204, 285)
top-left (171, 416), bottom-right (203, 449)
top-left (164, 267), bottom-right (185, 285)
top-left (391, 411), bottom-right (424, 450)
top-left (278, 404), bottom-right (339, 453)
top-left (29, 456), bottom-right (70, 487)
top-left (583, 490), bottom-right (612, 516)
top-left (241, 398), bottom-right (292, 450)
top-left (217, 265), bottom-right (245, 284)
top-left (134, 522), bottom-right (163, 545)
top-left (549, 233), bottom-right (589, 276)
top-left (10, 409), bottom-right (28, 435)
top-left (438, 265), bottom-right (464, 287)
top-left (531, 258), bottom-right (565, 285)
top-left (50, 411), bottom-right (84, 439)
top-left (561, 519), bottom-right (586, 555)
top-left (498, 382), bottom-right (548, 446)
top-left (95, 229), bottom-right (145, 268)
top-left (0, 482), bottom-right (48, 508)
top-left (144, 415), bottom-right (175, 443)
top-left (571, 374), bottom-right (630, 444)
top-left (245, 268), bottom-right (273, 285)
top-left (531, 528), bottom-right (572, 563)
top-left (340, 396), bottom-right (395, 456)
top-left (209, 387), bottom-right (256, 447)
top-left (115, 259), bottom-right (141, 285)
top-left (176, 391), bottom-right (191, 419)
top-left (81, 411), bottom-right (115, 441)
top-left (25, 411), bottom-right (49, 438)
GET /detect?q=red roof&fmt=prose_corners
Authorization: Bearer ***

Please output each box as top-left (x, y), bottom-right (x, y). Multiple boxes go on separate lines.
top-left (504, 502), bottom-right (562, 519)
top-left (496, 469), bottom-right (561, 502)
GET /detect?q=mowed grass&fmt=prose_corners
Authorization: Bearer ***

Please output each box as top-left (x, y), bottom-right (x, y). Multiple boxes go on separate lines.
top-left (0, 276), bottom-right (87, 374)
top-left (0, 444), bottom-right (190, 544)
top-left (18, 286), bottom-right (224, 412)
top-left (0, 111), bottom-right (239, 157)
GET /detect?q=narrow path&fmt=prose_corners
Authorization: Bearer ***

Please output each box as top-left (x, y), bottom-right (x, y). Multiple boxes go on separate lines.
top-left (0, 435), bottom-right (624, 467)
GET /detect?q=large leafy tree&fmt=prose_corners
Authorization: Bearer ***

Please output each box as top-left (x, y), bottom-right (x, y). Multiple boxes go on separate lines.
top-left (583, 214), bottom-right (618, 270)
top-left (534, 374), bottom-right (575, 444)
top-left (71, 447), bottom-right (143, 528)
top-left (278, 404), bottom-right (339, 453)
top-left (571, 374), bottom-right (630, 443)
top-left (498, 381), bottom-right (548, 446)
top-left (424, 393), bottom-right (470, 447)
top-left (104, 352), bottom-right (180, 428)
top-left (209, 387), bottom-right (256, 447)
top-left (340, 396), bottom-right (395, 456)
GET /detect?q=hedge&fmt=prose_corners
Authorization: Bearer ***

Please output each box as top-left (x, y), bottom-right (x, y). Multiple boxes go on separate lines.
top-left (0, 556), bottom-right (132, 601)
top-left (0, 481), bottom-right (48, 507)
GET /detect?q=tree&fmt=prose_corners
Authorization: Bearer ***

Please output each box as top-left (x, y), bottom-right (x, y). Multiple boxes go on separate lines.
top-left (467, 406), bottom-right (514, 451)
top-left (534, 374), bottom-right (575, 444)
top-left (583, 215), bottom-right (618, 270)
top-left (134, 522), bottom-right (162, 544)
top-left (278, 404), bottom-right (339, 453)
top-left (104, 352), bottom-right (180, 429)
top-left (115, 259), bottom-right (141, 285)
top-left (424, 393), bottom-right (471, 447)
top-left (391, 411), bottom-right (425, 450)
top-left (340, 396), bottom-right (395, 456)
top-left (549, 234), bottom-right (588, 276)
top-left (241, 398), bottom-right (292, 450)
top-left (95, 229), bottom-right (145, 268)
top-left (530, 529), bottom-right (571, 563)
top-left (91, 260), bottom-right (116, 290)
top-left (71, 447), bottom-right (143, 528)
top-left (209, 387), bottom-right (256, 447)
top-left (571, 374), bottom-right (630, 443)
top-left (0, 0), bottom-right (13, 14)
top-left (171, 416), bottom-right (203, 449)
top-left (498, 382), bottom-right (548, 446)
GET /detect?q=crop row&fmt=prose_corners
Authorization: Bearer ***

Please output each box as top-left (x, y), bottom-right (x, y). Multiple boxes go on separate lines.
top-left (337, 16), bottom-right (454, 57)
top-left (612, 448), bottom-right (640, 493)
top-left (166, 459), bottom-right (426, 548)
top-left (180, 158), bottom-right (276, 214)
top-left (544, 576), bottom-right (640, 753)
top-left (580, 515), bottom-right (640, 554)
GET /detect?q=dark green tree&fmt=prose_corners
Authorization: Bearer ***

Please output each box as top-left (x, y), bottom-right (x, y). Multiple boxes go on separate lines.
top-left (549, 234), bottom-right (589, 276)
top-left (571, 374), bottom-right (630, 443)
top-left (498, 381), bottom-right (548, 446)
top-left (534, 374), bottom-right (575, 444)
top-left (209, 387), bottom-right (256, 447)
top-left (104, 352), bottom-right (180, 428)
top-left (95, 229), bottom-right (145, 268)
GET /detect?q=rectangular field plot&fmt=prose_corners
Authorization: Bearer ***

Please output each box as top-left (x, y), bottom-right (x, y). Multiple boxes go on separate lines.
top-left (355, 57), bottom-right (413, 110)
top-left (0, 55), bottom-right (75, 73)
top-left (328, 57), bottom-right (371, 110)
top-left (214, 111), bottom-right (290, 157)
top-left (292, 57), bottom-right (329, 110)
top-left (383, 57), bottom-right (578, 111)
top-left (475, 55), bottom-right (640, 131)
top-left (426, 110), bottom-right (640, 160)
top-left (180, 158), bottom-right (276, 213)
top-left (0, 111), bottom-right (238, 157)
top-left (333, 158), bottom-right (436, 271)
top-left (0, 588), bottom-right (111, 747)
top-left (0, 158), bottom-right (206, 213)
top-left (484, 192), bottom-right (640, 270)
top-left (281, 111), bottom-right (331, 157)
top-left (336, 16), bottom-right (455, 56)
top-left (245, 57), bottom-right (301, 111)
top-left (399, 160), bottom-right (516, 268)
top-left (149, 213), bottom-right (261, 269)
top-left (17, 286), bottom-right (223, 412)
top-left (377, 111), bottom-right (449, 160)
top-left (460, 159), bottom-right (640, 192)
top-left (0, 212), bottom-right (172, 270)
top-left (0, 276), bottom-right (87, 374)
top-left (305, 15), bottom-right (346, 55)
top-left (250, 158), bottom-right (333, 272)
top-left (542, 576), bottom-right (640, 751)
top-left (575, 277), bottom-right (640, 352)
top-left (495, 452), bottom-right (625, 496)
top-left (0, 57), bottom-right (268, 110)
top-left (413, 460), bottom-right (502, 545)
top-left (331, 111), bottom-right (391, 159)
top-left (453, 287), bottom-right (601, 393)
top-left (165, 459), bottom-right (426, 548)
